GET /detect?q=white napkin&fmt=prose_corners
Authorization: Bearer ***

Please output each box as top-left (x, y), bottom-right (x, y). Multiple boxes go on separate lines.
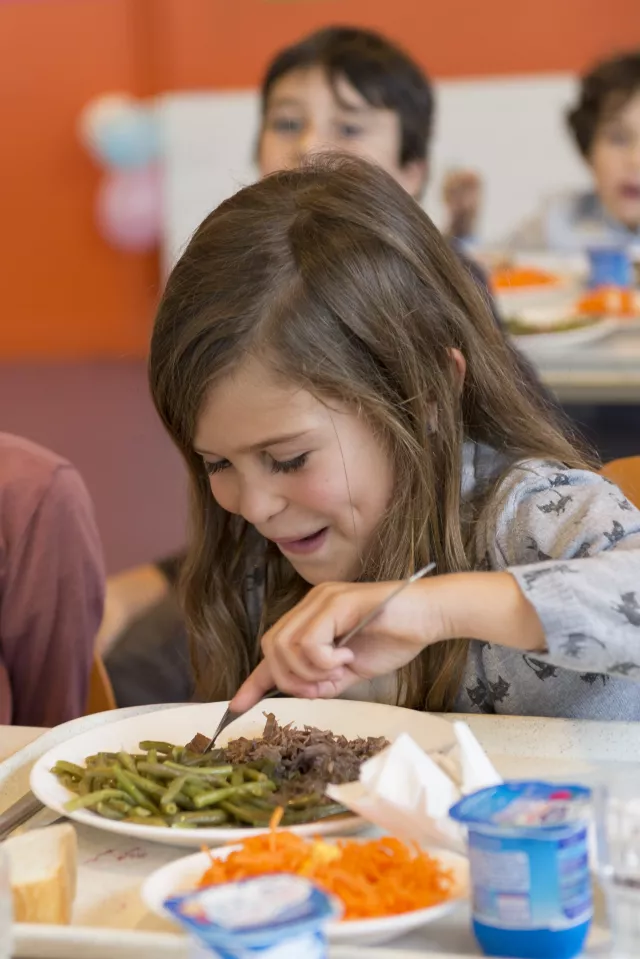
top-left (326, 721), bottom-right (501, 854)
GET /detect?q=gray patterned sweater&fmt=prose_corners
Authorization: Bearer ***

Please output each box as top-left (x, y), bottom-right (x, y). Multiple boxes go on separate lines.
top-left (338, 442), bottom-right (640, 720)
top-left (455, 442), bottom-right (640, 719)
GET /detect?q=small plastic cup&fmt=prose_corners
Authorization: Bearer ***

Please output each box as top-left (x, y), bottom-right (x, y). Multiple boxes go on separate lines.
top-left (164, 874), bottom-right (340, 959)
top-left (450, 781), bottom-right (592, 959)
top-left (587, 247), bottom-right (633, 289)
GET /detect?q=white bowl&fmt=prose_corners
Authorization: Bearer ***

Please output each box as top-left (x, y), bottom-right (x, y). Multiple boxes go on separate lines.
top-left (141, 844), bottom-right (468, 947)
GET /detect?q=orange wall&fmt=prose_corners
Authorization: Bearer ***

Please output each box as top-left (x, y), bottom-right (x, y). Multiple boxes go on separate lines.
top-left (1, 0), bottom-right (639, 360)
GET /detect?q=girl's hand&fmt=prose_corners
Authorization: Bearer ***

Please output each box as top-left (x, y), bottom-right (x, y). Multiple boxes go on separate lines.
top-left (230, 572), bottom-right (546, 713)
top-left (442, 169), bottom-right (482, 240)
top-left (230, 579), bottom-right (448, 712)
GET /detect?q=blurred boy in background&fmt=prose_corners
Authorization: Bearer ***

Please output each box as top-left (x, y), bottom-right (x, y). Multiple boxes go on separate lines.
top-left (447, 51), bottom-right (640, 250)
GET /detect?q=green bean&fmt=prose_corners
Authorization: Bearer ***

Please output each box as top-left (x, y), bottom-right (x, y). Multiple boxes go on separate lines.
top-left (119, 770), bottom-right (166, 798)
top-left (113, 768), bottom-right (158, 813)
top-left (117, 752), bottom-right (138, 774)
top-left (182, 780), bottom-right (209, 798)
top-left (281, 802), bottom-right (347, 826)
top-left (193, 781), bottom-right (274, 810)
top-left (139, 741), bottom-right (174, 754)
top-left (65, 788), bottom-right (132, 812)
top-left (245, 796), bottom-right (279, 812)
top-left (230, 770), bottom-right (244, 788)
top-left (163, 761), bottom-right (234, 778)
top-left (243, 767), bottom-right (270, 783)
top-left (96, 802), bottom-right (125, 821)
top-left (161, 774), bottom-right (189, 808)
top-left (163, 802), bottom-right (179, 816)
top-left (286, 792), bottom-right (322, 809)
top-left (181, 750), bottom-right (225, 767)
top-left (136, 762), bottom-right (183, 780)
top-left (125, 816), bottom-right (168, 827)
top-left (131, 806), bottom-right (153, 818)
top-left (58, 773), bottom-right (82, 794)
top-left (220, 801), bottom-right (271, 827)
top-left (52, 760), bottom-right (86, 780)
top-left (85, 752), bottom-right (119, 765)
top-left (108, 799), bottom-right (135, 815)
top-left (173, 809), bottom-right (228, 826)
top-left (146, 748), bottom-right (158, 766)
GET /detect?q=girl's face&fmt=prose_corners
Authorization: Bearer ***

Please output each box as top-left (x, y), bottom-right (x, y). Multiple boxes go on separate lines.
top-left (194, 358), bottom-right (395, 584)
top-left (590, 91), bottom-right (640, 229)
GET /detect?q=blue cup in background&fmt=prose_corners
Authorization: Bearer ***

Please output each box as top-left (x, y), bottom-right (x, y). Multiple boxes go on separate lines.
top-left (587, 247), bottom-right (633, 289)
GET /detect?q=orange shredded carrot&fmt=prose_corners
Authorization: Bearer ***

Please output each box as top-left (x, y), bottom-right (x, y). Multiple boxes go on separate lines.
top-left (491, 267), bottom-right (559, 290)
top-left (198, 832), bottom-right (456, 921)
top-left (577, 288), bottom-right (636, 317)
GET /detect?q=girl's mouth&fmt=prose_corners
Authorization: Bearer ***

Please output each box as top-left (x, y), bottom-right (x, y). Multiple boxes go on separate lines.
top-left (272, 528), bottom-right (329, 555)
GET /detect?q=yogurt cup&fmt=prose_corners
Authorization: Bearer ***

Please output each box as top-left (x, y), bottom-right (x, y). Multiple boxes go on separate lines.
top-left (164, 874), bottom-right (340, 959)
top-left (450, 781), bottom-right (592, 959)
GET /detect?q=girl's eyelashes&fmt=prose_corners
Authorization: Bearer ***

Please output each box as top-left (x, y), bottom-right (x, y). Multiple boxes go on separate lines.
top-left (203, 453), bottom-right (309, 476)
top-left (270, 453), bottom-right (309, 474)
top-left (204, 459), bottom-right (230, 476)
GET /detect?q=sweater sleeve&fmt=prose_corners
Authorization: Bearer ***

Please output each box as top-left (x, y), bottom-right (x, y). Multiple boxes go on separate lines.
top-left (2, 465), bottom-right (105, 725)
top-left (484, 462), bottom-right (640, 678)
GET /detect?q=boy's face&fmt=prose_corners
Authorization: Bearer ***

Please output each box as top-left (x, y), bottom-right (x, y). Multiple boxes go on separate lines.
top-left (258, 65), bottom-right (425, 199)
top-left (590, 91), bottom-right (640, 229)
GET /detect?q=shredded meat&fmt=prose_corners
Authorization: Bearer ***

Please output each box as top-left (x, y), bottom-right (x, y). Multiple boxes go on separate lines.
top-left (220, 713), bottom-right (388, 800)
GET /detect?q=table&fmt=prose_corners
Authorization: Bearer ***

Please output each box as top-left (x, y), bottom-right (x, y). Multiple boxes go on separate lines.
top-left (0, 727), bottom-right (43, 763)
top-left (532, 323), bottom-right (640, 404)
top-left (1, 713), bottom-right (627, 958)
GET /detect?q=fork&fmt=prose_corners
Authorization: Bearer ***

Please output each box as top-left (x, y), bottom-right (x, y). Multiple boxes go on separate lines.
top-left (198, 561), bottom-right (437, 753)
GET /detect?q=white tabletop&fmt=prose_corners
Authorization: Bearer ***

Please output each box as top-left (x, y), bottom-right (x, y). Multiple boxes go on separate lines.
top-left (536, 322), bottom-right (640, 403)
top-left (0, 725), bottom-right (44, 763)
top-left (1, 710), bottom-right (623, 959)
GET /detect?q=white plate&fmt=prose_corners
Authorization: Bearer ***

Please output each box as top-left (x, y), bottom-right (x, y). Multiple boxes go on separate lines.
top-left (141, 844), bottom-right (468, 947)
top-left (30, 699), bottom-right (456, 848)
top-left (512, 316), bottom-right (619, 357)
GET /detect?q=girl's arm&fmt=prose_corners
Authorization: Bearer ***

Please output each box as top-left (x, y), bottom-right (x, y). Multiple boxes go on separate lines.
top-left (232, 466), bottom-right (640, 710)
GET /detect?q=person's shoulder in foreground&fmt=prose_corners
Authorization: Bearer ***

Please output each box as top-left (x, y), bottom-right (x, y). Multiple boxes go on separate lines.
top-left (0, 433), bottom-right (105, 726)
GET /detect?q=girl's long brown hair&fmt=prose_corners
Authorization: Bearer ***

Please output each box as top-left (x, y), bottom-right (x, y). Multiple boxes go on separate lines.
top-left (149, 155), bottom-right (589, 711)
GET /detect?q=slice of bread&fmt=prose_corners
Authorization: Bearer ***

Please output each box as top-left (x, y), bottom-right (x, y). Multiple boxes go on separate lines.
top-left (4, 823), bottom-right (77, 924)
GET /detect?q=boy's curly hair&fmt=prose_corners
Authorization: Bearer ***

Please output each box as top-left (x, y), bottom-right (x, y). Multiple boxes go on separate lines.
top-left (568, 51), bottom-right (640, 158)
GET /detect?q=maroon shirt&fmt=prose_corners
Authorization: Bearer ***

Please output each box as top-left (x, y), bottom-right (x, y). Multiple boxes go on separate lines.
top-left (0, 434), bottom-right (105, 726)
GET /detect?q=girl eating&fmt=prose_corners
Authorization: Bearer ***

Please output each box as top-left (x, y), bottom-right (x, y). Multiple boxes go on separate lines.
top-left (149, 155), bottom-right (640, 721)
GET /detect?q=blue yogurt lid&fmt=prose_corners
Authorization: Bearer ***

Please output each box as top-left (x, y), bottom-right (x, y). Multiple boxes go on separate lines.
top-left (164, 874), bottom-right (340, 950)
top-left (450, 781), bottom-right (591, 830)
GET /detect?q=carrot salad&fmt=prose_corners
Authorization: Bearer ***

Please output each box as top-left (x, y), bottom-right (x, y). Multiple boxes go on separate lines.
top-left (198, 828), bottom-right (456, 921)
top-left (491, 267), bottom-right (559, 290)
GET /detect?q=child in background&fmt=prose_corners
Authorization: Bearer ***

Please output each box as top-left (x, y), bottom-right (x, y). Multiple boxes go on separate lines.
top-left (447, 51), bottom-right (640, 251)
top-left (256, 27), bottom-right (497, 306)
top-left (151, 157), bottom-right (640, 721)
top-left (0, 434), bottom-right (104, 725)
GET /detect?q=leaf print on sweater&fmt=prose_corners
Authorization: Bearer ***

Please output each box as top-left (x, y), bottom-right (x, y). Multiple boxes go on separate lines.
top-left (604, 520), bottom-right (626, 546)
top-left (580, 672), bottom-right (609, 686)
top-left (559, 633), bottom-right (606, 658)
top-left (537, 494), bottom-right (573, 516)
top-left (613, 592), bottom-right (640, 627)
top-left (524, 656), bottom-right (559, 681)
